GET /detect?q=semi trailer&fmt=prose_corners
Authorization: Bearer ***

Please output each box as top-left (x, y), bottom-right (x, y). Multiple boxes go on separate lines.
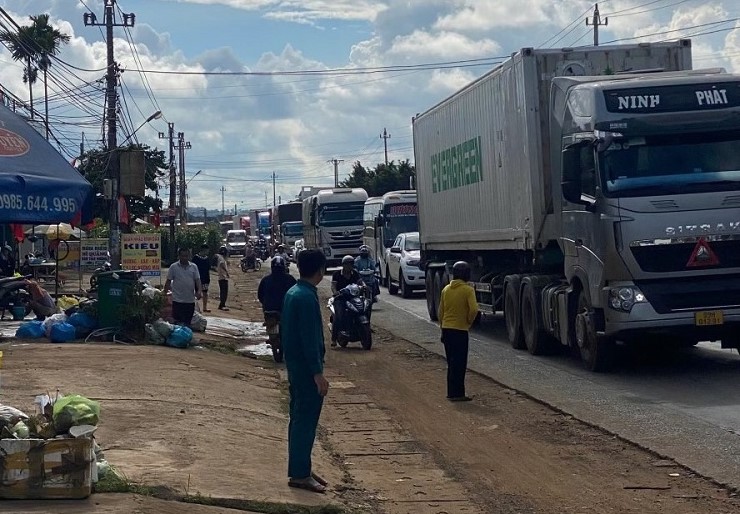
top-left (414, 40), bottom-right (740, 371)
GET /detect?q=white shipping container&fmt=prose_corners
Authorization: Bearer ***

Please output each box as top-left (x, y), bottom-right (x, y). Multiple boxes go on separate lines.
top-left (413, 41), bottom-right (692, 252)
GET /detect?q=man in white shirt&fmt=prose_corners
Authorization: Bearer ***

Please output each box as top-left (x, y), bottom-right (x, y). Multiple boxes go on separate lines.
top-left (216, 246), bottom-right (230, 311)
top-left (164, 248), bottom-right (203, 325)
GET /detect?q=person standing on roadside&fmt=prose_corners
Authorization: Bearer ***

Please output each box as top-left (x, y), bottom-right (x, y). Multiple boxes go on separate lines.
top-left (438, 261), bottom-right (479, 402)
top-left (164, 248), bottom-right (203, 326)
top-left (281, 249), bottom-right (329, 493)
top-left (192, 244), bottom-right (212, 313)
top-left (216, 245), bottom-right (230, 311)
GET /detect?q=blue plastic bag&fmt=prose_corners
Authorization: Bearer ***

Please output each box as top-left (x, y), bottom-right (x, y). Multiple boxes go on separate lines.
top-left (68, 312), bottom-right (98, 330)
top-left (15, 320), bottom-right (45, 339)
top-left (49, 322), bottom-right (77, 343)
top-left (166, 326), bottom-right (193, 348)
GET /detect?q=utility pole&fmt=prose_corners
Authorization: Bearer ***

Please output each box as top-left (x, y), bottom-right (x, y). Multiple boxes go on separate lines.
top-left (272, 171), bottom-right (277, 207)
top-left (158, 123), bottom-right (176, 261)
top-left (84, 0), bottom-right (135, 270)
top-left (329, 158), bottom-right (344, 187)
top-left (586, 3), bottom-right (608, 46)
top-left (175, 132), bottom-right (191, 225)
top-left (221, 186), bottom-right (225, 220)
top-left (380, 128), bottom-right (391, 165)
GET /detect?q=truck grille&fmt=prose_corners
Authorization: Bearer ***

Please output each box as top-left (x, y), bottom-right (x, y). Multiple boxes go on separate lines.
top-left (328, 229), bottom-right (363, 240)
top-left (630, 239), bottom-right (740, 272)
top-left (636, 275), bottom-right (740, 313)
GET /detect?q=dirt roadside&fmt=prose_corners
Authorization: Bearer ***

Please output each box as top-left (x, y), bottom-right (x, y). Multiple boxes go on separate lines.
top-left (1, 262), bottom-right (738, 513)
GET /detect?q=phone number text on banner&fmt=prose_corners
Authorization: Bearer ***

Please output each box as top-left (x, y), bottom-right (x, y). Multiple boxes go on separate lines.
top-left (0, 194), bottom-right (79, 214)
top-left (121, 234), bottom-right (162, 277)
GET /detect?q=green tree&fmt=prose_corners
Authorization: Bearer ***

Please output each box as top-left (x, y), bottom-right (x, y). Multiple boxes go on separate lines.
top-left (77, 144), bottom-right (166, 222)
top-left (339, 160), bottom-right (416, 196)
top-left (0, 14), bottom-right (70, 118)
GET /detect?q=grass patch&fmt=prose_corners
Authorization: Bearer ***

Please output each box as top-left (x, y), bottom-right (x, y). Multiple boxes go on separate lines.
top-left (93, 469), bottom-right (166, 497)
top-left (184, 494), bottom-right (346, 514)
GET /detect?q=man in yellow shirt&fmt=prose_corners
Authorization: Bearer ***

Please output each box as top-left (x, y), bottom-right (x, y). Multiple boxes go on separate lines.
top-left (438, 261), bottom-right (479, 402)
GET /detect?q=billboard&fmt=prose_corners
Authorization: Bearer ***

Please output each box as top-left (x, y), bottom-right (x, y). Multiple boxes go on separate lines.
top-left (121, 233), bottom-right (161, 277)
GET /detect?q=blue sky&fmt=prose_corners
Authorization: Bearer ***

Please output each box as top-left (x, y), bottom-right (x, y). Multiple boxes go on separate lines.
top-left (0, 0), bottom-right (738, 210)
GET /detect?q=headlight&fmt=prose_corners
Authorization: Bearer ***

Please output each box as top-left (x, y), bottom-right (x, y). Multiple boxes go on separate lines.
top-left (405, 259), bottom-right (420, 267)
top-left (608, 286), bottom-right (647, 312)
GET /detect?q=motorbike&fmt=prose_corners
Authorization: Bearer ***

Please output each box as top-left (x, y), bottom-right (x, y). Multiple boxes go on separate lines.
top-left (240, 256), bottom-right (262, 272)
top-left (89, 261), bottom-right (111, 288)
top-left (263, 310), bottom-right (282, 363)
top-left (0, 275), bottom-right (31, 320)
top-left (327, 283), bottom-right (373, 350)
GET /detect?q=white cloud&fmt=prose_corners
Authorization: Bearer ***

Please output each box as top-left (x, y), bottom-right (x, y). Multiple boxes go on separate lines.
top-left (388, 30), bottom-right (501, 60)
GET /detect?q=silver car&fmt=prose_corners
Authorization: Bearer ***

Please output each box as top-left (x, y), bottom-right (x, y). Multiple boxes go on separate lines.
top-left (386, 232), bottom-right (424, 298)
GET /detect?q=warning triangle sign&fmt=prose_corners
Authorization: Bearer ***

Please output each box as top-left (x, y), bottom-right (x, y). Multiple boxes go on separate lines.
top-left (686, 237), bottom-right (720, 268)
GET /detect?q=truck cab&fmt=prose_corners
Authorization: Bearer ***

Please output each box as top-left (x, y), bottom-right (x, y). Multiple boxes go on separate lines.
top-left (303, 188), bottom-right (368, 265)
top-left (225, 229), bottom-right (248, 256)
top-left (552, 71), bottom-right (740, 354)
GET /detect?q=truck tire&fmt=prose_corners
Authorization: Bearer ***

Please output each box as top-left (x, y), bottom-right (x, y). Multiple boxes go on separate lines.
top-left (521, 282), bottom-right (554, 355)
top-left (504, 279), bottom-right (525, 349)
top-left (426, 269), bottom-right (438, 321)
top-left (388, 266), bottom-right (399, 295)
top-left (433, 272), bottom-right (443, 321)
top-left (575, 288), bottom-right (614, 372)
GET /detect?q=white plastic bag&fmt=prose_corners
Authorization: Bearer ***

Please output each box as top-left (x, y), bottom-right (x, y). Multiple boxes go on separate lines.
top-left (152, 318), bottom-right (175, 338)
top-left (190, 311), bottom-right (207, 333)
top-left (43, 313), bottom-right (68, 337)
top-left (142, 286), bottom-right (160, 299)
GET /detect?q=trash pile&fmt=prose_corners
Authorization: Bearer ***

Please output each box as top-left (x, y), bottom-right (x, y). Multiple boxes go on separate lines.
top-left (0, 393), bottom-right (108, 499)
top-left (11, 273), bottom-right (207, 348)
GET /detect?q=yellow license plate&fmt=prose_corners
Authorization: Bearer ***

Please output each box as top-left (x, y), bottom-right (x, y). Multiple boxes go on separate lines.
top-left (695, 311), bottom-right (724, 326)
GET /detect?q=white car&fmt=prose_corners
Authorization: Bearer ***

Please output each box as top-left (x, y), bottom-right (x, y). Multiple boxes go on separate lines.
top-left (386, 232), bottom-right (424, 298)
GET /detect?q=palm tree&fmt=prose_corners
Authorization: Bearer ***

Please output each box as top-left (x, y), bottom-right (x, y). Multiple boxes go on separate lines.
top-left (0, 14), bottom-right (70, 138)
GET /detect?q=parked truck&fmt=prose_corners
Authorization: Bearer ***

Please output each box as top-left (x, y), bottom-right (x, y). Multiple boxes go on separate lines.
top-left (272, 202), bottom-right (303, 247)
top-left (414, 40), bottom-right (740, 371)
top-left (303, 188), bottom-right (368, 265)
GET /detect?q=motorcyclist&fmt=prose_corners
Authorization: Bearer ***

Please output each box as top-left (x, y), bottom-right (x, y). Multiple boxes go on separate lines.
top-left (275, 244), bottom-right (290, 265)
top-left (331, 255), bottom-right (363, 346)
top-left (0, 245), bottom-right (15, 278)
top-left (354, 245), bottom-right (379, 302)
top-left (243, 243), bottom-right (256, 269)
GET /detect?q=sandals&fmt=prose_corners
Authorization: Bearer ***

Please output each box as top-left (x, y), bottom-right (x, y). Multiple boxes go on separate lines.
top-left (288, 475), bottom-right (326, 493)
top-left (312, 472), bottom-right (328, 486)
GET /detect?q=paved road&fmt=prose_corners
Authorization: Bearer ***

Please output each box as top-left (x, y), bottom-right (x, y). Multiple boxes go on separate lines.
top-left (321, 276), bottom-right (740, 491)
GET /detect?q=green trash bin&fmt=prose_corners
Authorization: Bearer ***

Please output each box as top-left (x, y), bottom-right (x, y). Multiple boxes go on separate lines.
top-left (96, 271), bottom-right (140, 328)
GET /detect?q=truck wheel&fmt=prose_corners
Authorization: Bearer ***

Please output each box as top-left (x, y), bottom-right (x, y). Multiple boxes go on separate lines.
top-left (426, 270), bottom-right (438, 321)
top-left (521, 283), bottom-right (553, 355)
top-left (432, 271), bottom-right (443, 321)
top-left (400, 271), bottom-right (412, 299)
top-left (575, 288), bottom-right (614, 372)
top-left (388, 267), bottom-right (399, 295)
top-left (504, 281), bottom-right (525, 349)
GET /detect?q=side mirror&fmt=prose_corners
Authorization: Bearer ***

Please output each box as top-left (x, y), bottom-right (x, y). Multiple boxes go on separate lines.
top-left (390, 246), bottom-right (402, 254)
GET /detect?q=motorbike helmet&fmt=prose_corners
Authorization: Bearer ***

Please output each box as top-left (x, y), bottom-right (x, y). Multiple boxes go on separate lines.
top-left (359, 245), bottom-right (369, 256)
top-left (452, 261), bottom-right (471, 282)
top-left (272, 255), bottom-right (287, 273)
top-left (277, 244), bottom-right (285, 252)
top-left (341, 255), bottom-right (354, 266)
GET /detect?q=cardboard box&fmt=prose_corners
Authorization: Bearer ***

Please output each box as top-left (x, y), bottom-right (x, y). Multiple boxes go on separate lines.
top-left (0, 438), bottom-right (94, 499)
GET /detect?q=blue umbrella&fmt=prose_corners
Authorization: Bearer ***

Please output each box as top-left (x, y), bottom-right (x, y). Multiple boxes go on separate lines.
top-left (0, 104), bottom-right (94, 225)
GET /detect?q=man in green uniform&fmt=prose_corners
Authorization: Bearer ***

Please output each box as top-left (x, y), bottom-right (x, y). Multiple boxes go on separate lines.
top-left (281, 249), bottom-right (329, 493)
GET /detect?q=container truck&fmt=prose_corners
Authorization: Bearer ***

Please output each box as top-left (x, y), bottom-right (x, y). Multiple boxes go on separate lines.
top-left (363, 191), bottom-right (419, 287)
top-left (303, 188), bottom-right (368, 265)
top-left (272, 202), bottom-right (303, 246)
top-left (414, 40), bottom-right (740, 371)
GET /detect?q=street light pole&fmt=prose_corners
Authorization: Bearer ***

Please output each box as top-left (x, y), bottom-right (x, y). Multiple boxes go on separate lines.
top-left (118, 110), bottom-right (161, 147)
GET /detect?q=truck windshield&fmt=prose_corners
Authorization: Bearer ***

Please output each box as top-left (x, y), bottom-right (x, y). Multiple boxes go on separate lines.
top-left (319, 205), bottom-right (364, 226)
top-left (282, 223), bottom-right (303, 236)
top-left (599, 130), bottom-right (740, 196)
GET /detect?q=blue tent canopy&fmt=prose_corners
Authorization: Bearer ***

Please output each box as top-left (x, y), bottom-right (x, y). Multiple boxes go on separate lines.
top-left (0, 104), bottom-right (94, 225)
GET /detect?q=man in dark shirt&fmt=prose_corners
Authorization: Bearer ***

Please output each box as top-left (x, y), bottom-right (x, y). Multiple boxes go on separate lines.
top-left (330, 255), bottom-right (363, 345)
top-left (0, 245), bottom-right (15, 277)
top-left (257, 256), bottom-right (297, 312)
top-left (192, 244), bottom-right (212, 312)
